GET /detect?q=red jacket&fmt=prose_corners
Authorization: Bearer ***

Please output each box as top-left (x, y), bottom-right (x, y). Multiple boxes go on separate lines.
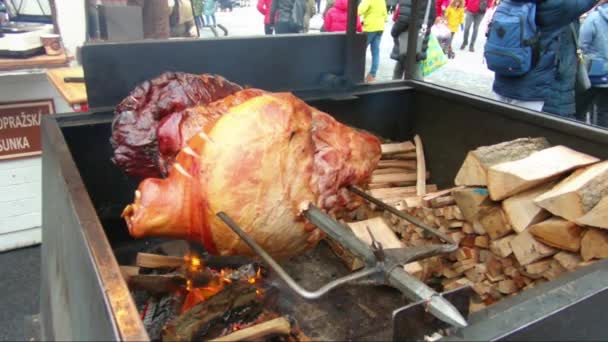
top-left (257, 0), bottom-right (273, 25)
top-left (324, 0), bottom-right (362, 32)
top-left (465, 0), bottom-right (493, 14)
top-left (436, 0), bottom-right (450, 17)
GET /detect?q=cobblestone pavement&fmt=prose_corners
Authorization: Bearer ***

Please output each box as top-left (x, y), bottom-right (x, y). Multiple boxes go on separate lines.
top-left (203, 5), bottom-right (495, 99)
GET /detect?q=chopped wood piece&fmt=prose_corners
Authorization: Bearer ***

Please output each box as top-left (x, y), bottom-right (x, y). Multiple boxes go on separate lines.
top-left (542, 260), bottom-right (566, 281)
top-left (422, 187), bottom-right (463, 205)
top-left (377, 159), bottom-right (417, 170)
top-left (463, 222), bottom-right (475, 234)
top-left (368, 185), bottom-right (437, 201)
top-left (443, 278), bottom-right (472, 291)
top-left (443, 267), bottom-right (461, 279)
top-left (469, 299), bottom-right (487, 313)
top-left (486, 256), bottom-right (503, 278)
top-left (450, 231), bottom-right (466, 245)
top-left (497, 279), bottom-right (518, 294)
top-left (502, 183), bottom-right (554, 233)
top-left (465, 264), bottom-right (486, 283)
top-left (347, 217), bottom-right (404, 249)
top-left (381, 141), bottom-right (416, 155)
top-left (510, 230), bottom-right (557, 266)
top-left (448, 220), bottom-right (465, 229)
top-left (490, 235), bottom-right (516, 258)
top-left (535, 161), bottom-right (608, 221)
top-left (326, 238), bottom-right (365, 271)
top-left (457, 247), bottom-right (479, 261)
top-left (430, 196), bottom-right (456, 208)
top-left (404, 197), bottom-right (423, 209)
top-left (373, 167), bottom-right (412, 176)
top-left (503, 266), bottom-right (519, 278)
top-left (371, 172), bottom-right (424, 184)
top-left (580, 228), bottom-right (608, 261)
top-left (136, 252), bottom-right (183, 269)
top-left (479, 249), bottom-right (492, 263)
top-left (163, 283), bottom-right (259, 341)
top-left (529, 218), bottom-right (585, 252)
top-left (575, 196), bottom-right (608, 229)
top-left (475, 235), bottom-right (490, 249)
top-left (403, 262), bottom-right (424, 279)
top-left (119, 266), bottom-right (140, 280)
top-left (414, 135), bottom-right (427, 196)
top-left (553, 251), bottom-right (582, 271)
top-left (210, 317), bottom-right (292, 342)
top-left (487, 146), bottom-right (599, 201)
top-left (453, 259), bottom-right (477, 274)
top-left (525, 259), bottom-right (552, 275)
top-left (388, 152), bottom-right (418, 160)
top-left (486, 272), bottom-right (506, 284)
top-left (472, 282), bottom-right (492, 297)
top-left (473, 221), bottom-right (487, 235)
top-left (478, 205), bottom-right (513, 240)
top-left (127, 273), bottom-right (189, 295)
top-left (512, 274), bottom-right (530, 289)
top-left (453, 187), bottom-right (492, 222)
top-left (455, 138), bottom-right (551, 186)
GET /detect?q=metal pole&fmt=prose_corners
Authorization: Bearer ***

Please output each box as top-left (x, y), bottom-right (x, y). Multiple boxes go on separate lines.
top-left (344, 0), bottom-right (359, 83)
top-left (404, 0), bottom-right (420, 80)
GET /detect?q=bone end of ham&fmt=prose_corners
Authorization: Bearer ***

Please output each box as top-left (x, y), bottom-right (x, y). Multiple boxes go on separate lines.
top-left (122, 92), bottom-right (381, 258)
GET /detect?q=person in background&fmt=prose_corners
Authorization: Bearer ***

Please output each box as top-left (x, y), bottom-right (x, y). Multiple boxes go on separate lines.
top-left (204, 0), bottom-right (218, 27)
top-left (257, 0), bottom-right (275, 34)
top-left (192, 0), bottom-right (205, 30)
top-left (460, 0), bottom-right (493, 52)
top-left (580, 0), bottom-right (608, 127)
top-left (303, 0), bottom-right (316, 32)
top-left (219, 0), bottom-right (233, 12)
top-left (445, 0), bottom-right (464, 58)
top-left (359, 0), bottom-right (388, 82)
top-left (323, 0), bottom-right (335, 18)
top-left (436, 0), bottom-right (450, 17)
top-left (324, 0), bottom-right (363, 32)
top-left (270, 0), bottom-right (306, 33)
top-left (493, 0), bottom-right (600, 118)
top-left (391, 0), bottom-right (436, 79)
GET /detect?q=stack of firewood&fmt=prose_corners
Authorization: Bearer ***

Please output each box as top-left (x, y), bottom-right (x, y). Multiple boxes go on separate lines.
top-left (331, 137), bottom-right (608, 314)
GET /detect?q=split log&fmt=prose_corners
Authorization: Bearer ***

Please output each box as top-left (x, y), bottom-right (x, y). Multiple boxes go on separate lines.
top-left (497, 279), bottom-right (518, 294)
top-left (524, 260), bottom-right (552, 275)
top-left (163, 282), bottom-right (259, 341)
top-left (487, 146), bottom-right (599, 201)
top-left (326, 238), bottom-right (364, 271)
top-left (576, 196), bottom-right (608, 229)
top-left (210, 317), bottom-right (291, 342)
top-left (528, 218), bottom-right (585, 252)
top-left (414, 135), bottom-right (427, 196)
top-left (381, 141), bottom-right (416, 155)
top-left (387, 152), bottom-right (418, 160)
top-left (489, 235), bottom-right (516, 258)
top-left (534, 161), bottom-right (608, 221)
top-left (553, 251), bottom-right (582, 271)
top-left (502, 183), bottom-right (554, 233)
top-left (580, 228), bottom-right (608, 261)
top-left (464, 264), bottom-right (487, 283)
top-left (127, 274), bottom-right (188, 295)
top-left (136, 252), bottom-right (183, 268)
top-left (455, 138), bottom-right (550, 186)
top-left (474, 235), bottom-right (490, 249)
top-left (478, 205), bottom-right (513, 240)
top-left (542, 260), bottom-right (567, 281)
top-left (403, 261), bottom-right (424, 280)
top-left (347, 217), bottom-right (404, 249)
top-left (120, 265), bottom-right (140, 280)
top-left (510, 230), bottom-right (557, 266)
top-left (377, 159), bottom-right (417, 169)
top-left (453, 187), bottom-right (492, 223)
top-left (430, 196), bottom-right (456, 208)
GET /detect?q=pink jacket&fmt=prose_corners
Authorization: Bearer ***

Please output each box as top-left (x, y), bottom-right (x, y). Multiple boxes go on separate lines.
top-left (465, 0), bottom-right (493, 14)
top-left (257, 0), bottom-right (274, 25)
top-left (324, 0), bottom-right (362, 32)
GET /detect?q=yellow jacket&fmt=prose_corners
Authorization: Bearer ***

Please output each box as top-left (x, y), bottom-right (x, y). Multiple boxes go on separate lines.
top-left (445, 6), bottom-right (464, 33)
top-left (358, 0), bottom-right (387, 32)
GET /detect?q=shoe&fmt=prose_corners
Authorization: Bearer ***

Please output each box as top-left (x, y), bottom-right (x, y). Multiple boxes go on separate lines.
top-left (366, 73), bottom-right (376, 83)
top-left (460, 43), bottom-right (466, 50)
top-left (469, 46), bottom-right (475, 53)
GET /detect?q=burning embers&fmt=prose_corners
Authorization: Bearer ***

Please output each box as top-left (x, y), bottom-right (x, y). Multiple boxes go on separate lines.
top-left (120, 245), bottom-right (305, 341)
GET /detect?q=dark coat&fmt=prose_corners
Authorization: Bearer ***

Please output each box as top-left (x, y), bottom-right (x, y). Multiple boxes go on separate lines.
top-left (492, 0), bottom-right (598, 117)
top-left (270, 0), bottom-right (298, 25)
top-left (390, 0), bottom-right (436, 60)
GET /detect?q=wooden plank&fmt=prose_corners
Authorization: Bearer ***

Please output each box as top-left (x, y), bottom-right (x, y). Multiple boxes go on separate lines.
top-left (576, 196), bottom-right (608, 229)
top-left (529, 218), bottom-right (585, 252)
top-left (478, 205), bottom-right (513, 240)
top-left (377, 159), bottom-right (417, 170)
top-left (580, 228), bottom-right (608, 261)
top-left (487, 146), bottom-right (599, 201)
top-left (0, 53), bottom-right (69, 71)
top-left (455, 138), bottom-right (550, 186)
top-left (46, 66), bottom-right (87, 105)
top-left (453, 187), bottom-right (492, 223)
top-left (373, 167), bottom-right (411, 175)
top-left (535, 161), bottom-right (608, 221)
top-left (136, 252), bottom-right (183, 268)
top-left (489, 235), bottom-right (516, 258)
top-left (381, 141), bottom-right (416, 155)
top-left (553, 251), bottom-right (582, 271)
top-left (430, 196), bottom-right (456, 208)
top-left (510, 230), bottom-right (557, 266)
top-left (502, 182), bottom-right (554, 233)
top-left (414, 135), bottom-right (427, 196)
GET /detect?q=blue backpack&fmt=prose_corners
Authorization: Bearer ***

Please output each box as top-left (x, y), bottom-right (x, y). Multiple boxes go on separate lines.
top-left (484, 0), bottom-right (541, 77)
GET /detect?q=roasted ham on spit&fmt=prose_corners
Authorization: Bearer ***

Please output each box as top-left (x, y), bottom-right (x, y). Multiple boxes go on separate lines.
top-left (114, 73), bottom-right (381, 258)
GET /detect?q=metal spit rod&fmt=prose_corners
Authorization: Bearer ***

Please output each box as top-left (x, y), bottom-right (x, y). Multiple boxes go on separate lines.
top-left (217, 204), bottom-right (468, 328)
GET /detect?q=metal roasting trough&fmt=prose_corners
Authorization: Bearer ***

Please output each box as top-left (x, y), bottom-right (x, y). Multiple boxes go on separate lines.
top-left (39, 25), bottom-right (608, 341)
